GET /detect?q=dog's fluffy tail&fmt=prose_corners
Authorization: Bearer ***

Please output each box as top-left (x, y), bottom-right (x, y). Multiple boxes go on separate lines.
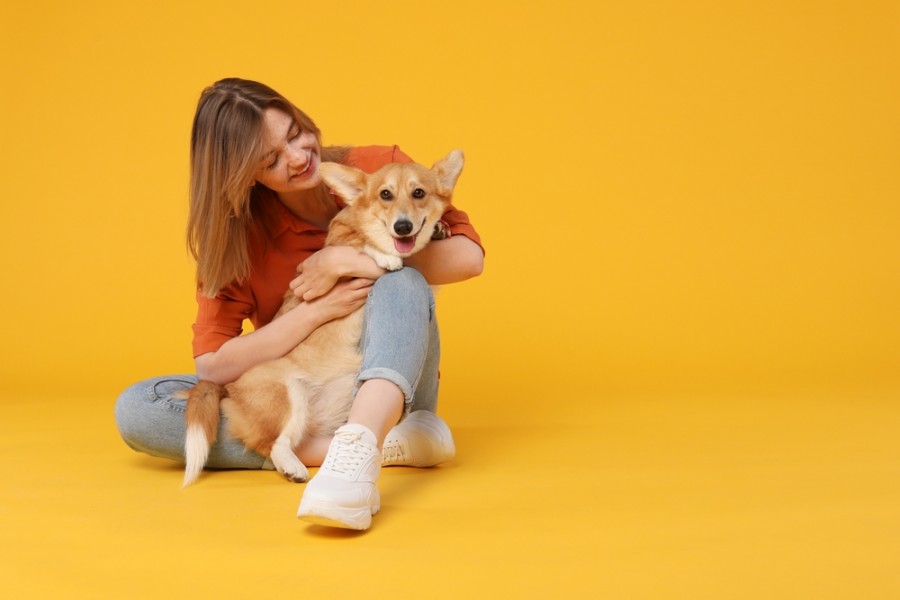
top-left (183, 380), bottom-right (224, 488)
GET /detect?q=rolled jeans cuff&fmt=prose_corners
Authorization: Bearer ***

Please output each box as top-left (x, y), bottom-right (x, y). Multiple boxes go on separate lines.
top-left (357, 367), bottom-right (415, 406)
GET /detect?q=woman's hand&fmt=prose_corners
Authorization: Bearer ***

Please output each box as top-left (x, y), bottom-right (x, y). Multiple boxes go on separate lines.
top-left (302, 277), bottom-right (373, 324)
top-left (290, 246), bottom-right (385, 301)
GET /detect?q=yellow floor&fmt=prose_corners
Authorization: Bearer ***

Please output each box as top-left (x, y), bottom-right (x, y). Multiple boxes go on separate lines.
top-left (3, 386), bottom-right (898, 599)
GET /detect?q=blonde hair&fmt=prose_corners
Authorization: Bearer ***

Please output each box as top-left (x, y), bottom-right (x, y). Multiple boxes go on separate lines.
top-left (188, 78), bottom-right (347, 296)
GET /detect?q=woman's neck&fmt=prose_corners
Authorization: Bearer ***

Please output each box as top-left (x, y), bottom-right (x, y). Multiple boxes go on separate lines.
top-left (277, 184), bottom-right (338, 230)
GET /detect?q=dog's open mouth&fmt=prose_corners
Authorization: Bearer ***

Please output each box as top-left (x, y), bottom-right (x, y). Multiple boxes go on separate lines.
top-left (394, 236), bottom-right (416, 254)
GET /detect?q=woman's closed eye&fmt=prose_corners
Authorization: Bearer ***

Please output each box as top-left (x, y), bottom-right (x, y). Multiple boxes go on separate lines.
top-left (266, 125), bottom-right (304, 170)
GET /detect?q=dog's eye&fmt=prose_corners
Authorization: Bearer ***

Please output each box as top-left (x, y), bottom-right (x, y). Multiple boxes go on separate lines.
top-left (380, 190), bottom-right (393, 200)
top-left (412, 188), bottom-right (426, 199)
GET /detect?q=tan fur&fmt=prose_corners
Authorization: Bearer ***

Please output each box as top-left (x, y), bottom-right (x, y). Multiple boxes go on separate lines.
top-left (182, 150), bottom-right (464, 487)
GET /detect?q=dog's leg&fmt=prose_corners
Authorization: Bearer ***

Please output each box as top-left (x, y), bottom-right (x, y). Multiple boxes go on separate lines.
top-left (268, 376), bottom-right (314, 483)
top-left (270, 434), bottom-right (309, 483)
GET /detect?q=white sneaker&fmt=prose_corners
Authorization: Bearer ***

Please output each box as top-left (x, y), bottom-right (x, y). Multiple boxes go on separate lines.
top-left (382, 411), bottom-right (456, 467)
top-left (297, 424), bottom-right (381, 530)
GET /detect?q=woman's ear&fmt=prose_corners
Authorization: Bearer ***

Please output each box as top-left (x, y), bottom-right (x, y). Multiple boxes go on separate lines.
top-left (431, 149), bottom-right (465, 196)
top-left (319, 162), bottom-right (367, 205)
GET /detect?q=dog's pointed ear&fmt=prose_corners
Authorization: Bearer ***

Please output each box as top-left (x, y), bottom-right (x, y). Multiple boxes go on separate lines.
top-left (431, 149), bottom-right (465, 196)
top-left (319, 162), bottom-right (367, 205)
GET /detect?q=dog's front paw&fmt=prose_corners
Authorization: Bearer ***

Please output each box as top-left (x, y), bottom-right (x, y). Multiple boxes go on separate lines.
top-left (365, 246), bottom-right (404, 271)
top-left (431, 219), bottom-right (451, 241)
top-left (377, 255), bottom-right (404, 271)
top-left (270, 448), bottom-right (310, 483)
top-left (278, 462), bottom-right (310, 483)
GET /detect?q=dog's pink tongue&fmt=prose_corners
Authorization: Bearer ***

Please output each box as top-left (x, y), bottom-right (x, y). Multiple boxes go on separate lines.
top-left (394, 237), bottom-right (416, 254)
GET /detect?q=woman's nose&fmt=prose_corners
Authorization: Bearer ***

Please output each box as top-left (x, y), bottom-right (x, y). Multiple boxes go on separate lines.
top-left (286, 144), bottom-right (308, 167)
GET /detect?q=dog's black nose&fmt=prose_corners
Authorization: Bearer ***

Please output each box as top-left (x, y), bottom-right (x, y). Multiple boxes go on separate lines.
top-left (394, 220), bottom-right (413, 236)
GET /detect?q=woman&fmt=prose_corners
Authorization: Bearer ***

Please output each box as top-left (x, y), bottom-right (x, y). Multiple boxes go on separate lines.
top-left (115, 78), bottom-right (484, 530)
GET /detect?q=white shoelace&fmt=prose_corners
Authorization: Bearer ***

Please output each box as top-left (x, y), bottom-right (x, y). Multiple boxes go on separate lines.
top-left (381, 441), bottom-right (408, 465)
top-left (328, 431), bottom-right (372, 475)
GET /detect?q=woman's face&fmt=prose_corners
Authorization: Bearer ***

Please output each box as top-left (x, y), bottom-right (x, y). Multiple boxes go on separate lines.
top-left (254, 108), bottom-right (322, 194)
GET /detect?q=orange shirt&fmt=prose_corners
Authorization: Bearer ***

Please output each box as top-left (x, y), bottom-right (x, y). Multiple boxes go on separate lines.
top-left (192, 145), bottom-right (482, 357)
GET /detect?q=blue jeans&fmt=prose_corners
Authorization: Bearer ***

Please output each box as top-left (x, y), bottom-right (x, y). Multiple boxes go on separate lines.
top-left (114, 268), bottom-right (440, 468)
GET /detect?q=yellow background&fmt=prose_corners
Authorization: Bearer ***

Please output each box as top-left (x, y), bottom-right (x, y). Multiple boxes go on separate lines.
top-left (2, 1), bottom-right (898, 598)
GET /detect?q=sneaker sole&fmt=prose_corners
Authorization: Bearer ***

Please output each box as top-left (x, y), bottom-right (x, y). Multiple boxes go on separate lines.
top-left (297, 499), bottom-right (380, 531)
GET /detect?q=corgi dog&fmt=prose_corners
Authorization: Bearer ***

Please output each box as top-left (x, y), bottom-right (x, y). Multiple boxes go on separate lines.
top-left (182, 149), bottom-right (464, 487)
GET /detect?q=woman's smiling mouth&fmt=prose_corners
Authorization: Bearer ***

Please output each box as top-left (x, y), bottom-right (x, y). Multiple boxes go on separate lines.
top-left (291, 155), bottom-right (315, 180)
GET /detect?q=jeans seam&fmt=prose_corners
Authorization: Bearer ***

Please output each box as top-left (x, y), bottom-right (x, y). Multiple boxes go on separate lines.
top-left (148, 376), bottom-right (195, 414)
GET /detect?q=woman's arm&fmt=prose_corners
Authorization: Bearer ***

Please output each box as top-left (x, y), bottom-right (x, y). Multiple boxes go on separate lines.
top-left (404, 235), bottom-right (484, 284)
top-left (195, 277), bottom-right (373, 384)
